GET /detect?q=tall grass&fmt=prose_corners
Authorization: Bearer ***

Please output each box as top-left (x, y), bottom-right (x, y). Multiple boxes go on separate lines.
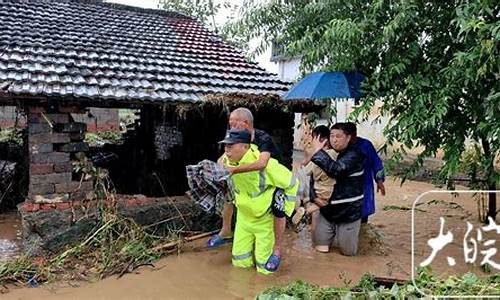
top-left (0, 162), bottom-right (182, 285)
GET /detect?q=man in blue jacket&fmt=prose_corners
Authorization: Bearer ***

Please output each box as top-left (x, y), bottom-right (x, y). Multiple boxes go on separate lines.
top-left (304, 122), bottom-right (364, 255)
top-left (345, 122), bottom-right (386, 223)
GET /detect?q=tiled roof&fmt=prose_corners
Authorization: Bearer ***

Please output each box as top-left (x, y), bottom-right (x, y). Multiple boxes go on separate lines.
top-left (0, 0), bottom-right (290, 105)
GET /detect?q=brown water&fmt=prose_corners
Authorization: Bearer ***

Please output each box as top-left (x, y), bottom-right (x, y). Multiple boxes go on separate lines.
top-left (2, 179), bottom-right (497, 299)
top-left (0, 211), bottom-right (21, 262)
top-left (2, 229), bottom-right (394, 300)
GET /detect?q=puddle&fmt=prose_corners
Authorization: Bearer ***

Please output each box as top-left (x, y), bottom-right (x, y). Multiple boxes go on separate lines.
top-left (0, 211), bottom-right (22, 262)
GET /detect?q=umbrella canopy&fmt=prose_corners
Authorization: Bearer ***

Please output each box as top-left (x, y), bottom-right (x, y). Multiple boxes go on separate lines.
top-left (284, 71), bottom-right (364, 100)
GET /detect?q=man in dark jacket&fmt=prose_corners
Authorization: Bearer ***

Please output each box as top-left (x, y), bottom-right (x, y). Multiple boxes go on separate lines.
top-left (305, 122), bottom-right (364, 255)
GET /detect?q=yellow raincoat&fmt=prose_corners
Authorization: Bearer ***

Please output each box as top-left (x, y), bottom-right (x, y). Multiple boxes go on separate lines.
top-left (224, 145), bottom-right (298, 274)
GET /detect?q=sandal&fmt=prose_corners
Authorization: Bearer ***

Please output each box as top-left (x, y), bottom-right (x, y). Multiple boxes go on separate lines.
top-left (264, 254), bottom-right (281, 272)
top-left (206, 234), bottom-right (232, 249)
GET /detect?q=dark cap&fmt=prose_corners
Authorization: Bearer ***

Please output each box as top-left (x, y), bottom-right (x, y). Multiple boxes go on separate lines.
top-left (218, 129), bottom-right (251, 144)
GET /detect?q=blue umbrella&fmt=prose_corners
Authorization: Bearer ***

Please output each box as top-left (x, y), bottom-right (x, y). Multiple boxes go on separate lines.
top-left (284, 71), bottom-right (364, 100)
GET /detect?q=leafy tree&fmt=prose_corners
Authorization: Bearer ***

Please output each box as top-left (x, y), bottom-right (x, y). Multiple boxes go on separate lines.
top-left (225, 0), bottom-right (500, 219)
top-left (159, 0), bottom-right (231, 33)
top-left (158, 0), bottom-right (247, 50)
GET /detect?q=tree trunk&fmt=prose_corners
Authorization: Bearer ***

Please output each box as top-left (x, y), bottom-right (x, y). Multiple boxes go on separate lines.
top-left (481, 138), bottom-right (497, 221)
top-left (487, 186), bottom-right (497, 221)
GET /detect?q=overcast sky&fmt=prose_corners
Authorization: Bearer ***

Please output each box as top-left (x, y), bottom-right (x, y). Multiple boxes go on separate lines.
top-left (107, 0), bottom-right (278, 74)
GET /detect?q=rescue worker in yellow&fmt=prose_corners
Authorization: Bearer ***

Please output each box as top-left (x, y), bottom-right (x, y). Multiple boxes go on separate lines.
top-left (219, 129), bottom-right (299, 274)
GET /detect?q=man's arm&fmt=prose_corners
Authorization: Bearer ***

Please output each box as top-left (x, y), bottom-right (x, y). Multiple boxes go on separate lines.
top-left (229, 151), bottom-right (271, 174)
top-left (366, 141), bottom-right (385, 181)
top-left (365, 141), bottom-right (386, 195)
top-left (301, 146), bottom-right (316, 167)
top-left (266, 160), bottom-right (299, 198)
top-left (311, 149), bottom-right (361, 178)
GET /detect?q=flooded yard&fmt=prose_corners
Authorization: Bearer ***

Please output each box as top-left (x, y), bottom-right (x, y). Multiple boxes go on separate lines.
top-left (2, 178), bottom-right (495, 299)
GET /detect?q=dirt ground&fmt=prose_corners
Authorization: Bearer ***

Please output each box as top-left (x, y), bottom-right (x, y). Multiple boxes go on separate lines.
top-left (1, 177), bottom-right (498, 299)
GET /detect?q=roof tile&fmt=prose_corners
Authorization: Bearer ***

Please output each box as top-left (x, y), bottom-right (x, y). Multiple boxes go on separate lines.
top-left (0, 0), bottom-right (290, 104)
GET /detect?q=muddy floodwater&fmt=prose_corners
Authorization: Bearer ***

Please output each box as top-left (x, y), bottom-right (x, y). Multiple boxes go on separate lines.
top-left (0, 212), bottom-right (21, 262)
top-left (1, 178), bottom-right (498, 299)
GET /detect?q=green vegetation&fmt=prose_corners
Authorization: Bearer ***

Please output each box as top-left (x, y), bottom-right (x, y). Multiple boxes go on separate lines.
top-left (0, 214), bottom-right (165, 284)
top-left (0, 127), bottom-right (23, 145)
top-left (0, 162), bottom-right (180, 285)
top-left (225, 0), bottom-right (499, 218)
top-left (257, 268), bottom-right (500, 299)
top-left (84, 131), bottom-right (122, 147)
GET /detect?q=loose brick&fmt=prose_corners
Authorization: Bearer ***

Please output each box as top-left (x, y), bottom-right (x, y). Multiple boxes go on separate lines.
top-left (29, 183), bottom-right (55, 195)
top-left (53, 162), bottom-right (73, 173)
top-left (31, 152), bottom-right (70, 164)
top-left (31, 172), bottom-right (71, 185)
top-left (30, 163), bottom-right (53, 175)
top-left (29, 133), bottom-right (70, 144)
top-left (29, 143), bottom-right (53, 154)
top-left (28, 123), bottom-right (52, 134)
top-left (135, 197), bottom-right (149, 206)
top-left (34, 194), bottom-right (69, 204)
top-left (56, 202), bottom-right (71, 210)
top-left (53, 122), bottom-right (87, 133)
top-left (55, 181), bottom-right (82, 193)
top-left (41, 203), bottom-right (56, 211)
top-left (57, 142), bottom-right (89, 152)
top-left (126, 198), bottom-right (138, 206)
top-left (19, 203), bottom-right (40, 213)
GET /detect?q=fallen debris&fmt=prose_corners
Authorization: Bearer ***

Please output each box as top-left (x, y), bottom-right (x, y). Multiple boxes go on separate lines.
top-left (257, 268), bottom-right (500, 298)
top-left (383, 205), bottom-right (426, 212)
top-left (152, 230), bottom-right (218, 252)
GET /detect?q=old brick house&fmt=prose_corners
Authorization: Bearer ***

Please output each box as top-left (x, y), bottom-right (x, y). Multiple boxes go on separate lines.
top-left (0, 0), bottom-right (302, 253)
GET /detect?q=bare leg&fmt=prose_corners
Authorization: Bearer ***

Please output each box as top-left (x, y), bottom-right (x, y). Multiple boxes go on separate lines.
top-left (310, 210), bottom-right (319, 244)
top-left (272, 217), bottom-right (286, 257)
top-left (218, 202), bottom-right (234, 238)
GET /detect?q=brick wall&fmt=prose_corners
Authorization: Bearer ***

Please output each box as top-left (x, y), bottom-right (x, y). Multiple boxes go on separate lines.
top-left (0, 106), bottom-right (26, 128)
top-left (27, 106), bottom-right (92, 203)
top-left (0, 106), bottom-right (118, 132)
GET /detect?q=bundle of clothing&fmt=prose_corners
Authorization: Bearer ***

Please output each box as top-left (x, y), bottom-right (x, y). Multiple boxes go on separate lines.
top-left (186, 159), bottom-right (235, 216)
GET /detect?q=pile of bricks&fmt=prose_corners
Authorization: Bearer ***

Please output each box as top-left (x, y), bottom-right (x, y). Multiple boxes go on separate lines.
top-left (19, 194), bottom-right (160, 213)
top-left (27, 106), bottom-right (93, 204)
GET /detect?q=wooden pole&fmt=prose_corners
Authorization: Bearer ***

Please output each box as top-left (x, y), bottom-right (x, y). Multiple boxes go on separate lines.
top-left (152, 230), bottom-right (219, 252)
